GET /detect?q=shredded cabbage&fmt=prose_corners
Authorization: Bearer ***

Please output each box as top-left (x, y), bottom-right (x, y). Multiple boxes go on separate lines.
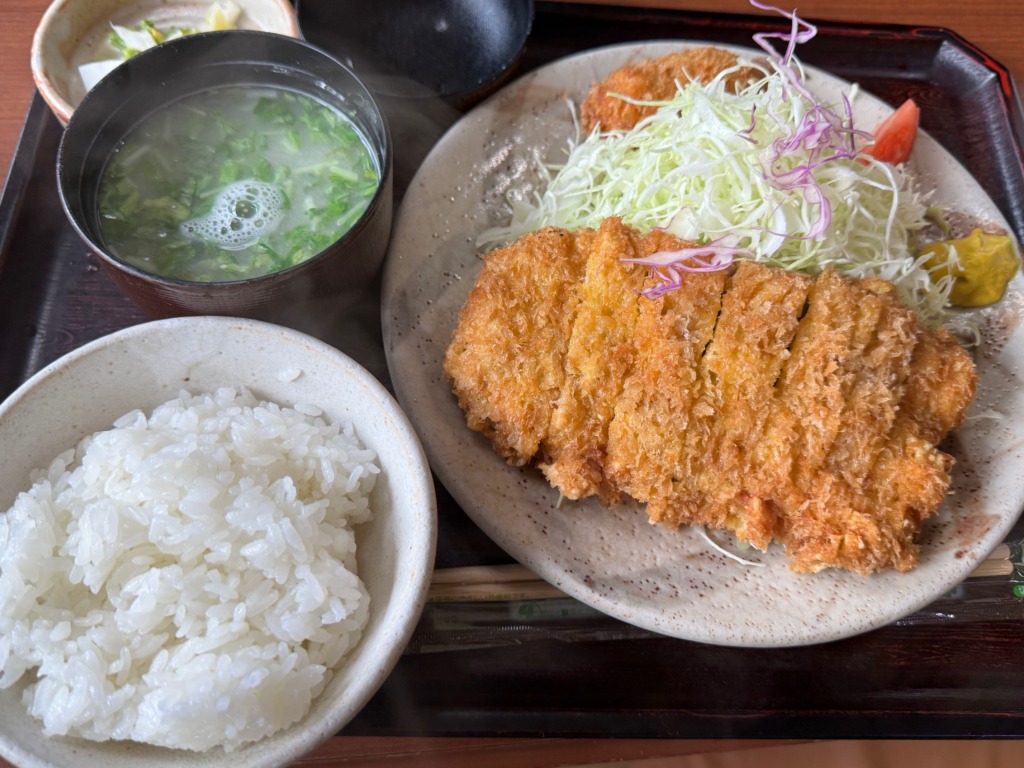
top-left (478, 8), bottom-right (954, 325)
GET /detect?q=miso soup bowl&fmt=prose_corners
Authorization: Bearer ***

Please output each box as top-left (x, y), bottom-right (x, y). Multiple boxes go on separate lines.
top-left (57, 31), bottom-right (393, 324)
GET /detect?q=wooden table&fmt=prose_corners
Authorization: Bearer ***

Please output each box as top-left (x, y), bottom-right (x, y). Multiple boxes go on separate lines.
top-left (0, 1), bottom-right (1022, 766)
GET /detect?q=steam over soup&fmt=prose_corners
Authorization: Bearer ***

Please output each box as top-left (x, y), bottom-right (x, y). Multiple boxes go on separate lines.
top-left (97, 85), bottom-right (380, 282)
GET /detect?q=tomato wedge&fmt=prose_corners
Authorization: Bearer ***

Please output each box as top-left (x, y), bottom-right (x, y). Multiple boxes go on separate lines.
top-left (861, 98), bottom-right (920, 165)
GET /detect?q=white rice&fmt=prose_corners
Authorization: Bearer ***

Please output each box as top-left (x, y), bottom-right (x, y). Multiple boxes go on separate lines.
top-left (0, 387), bottom-right (378, 752)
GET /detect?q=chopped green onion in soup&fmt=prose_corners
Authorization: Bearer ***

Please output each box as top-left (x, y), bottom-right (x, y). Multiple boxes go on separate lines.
top-left (97, 85), bottom-right (380, 282)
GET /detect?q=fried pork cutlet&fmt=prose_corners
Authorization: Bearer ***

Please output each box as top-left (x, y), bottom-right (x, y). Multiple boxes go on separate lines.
top-left (782, 322), bottom-right (977, 573)
top-left (443, 218), bottom-right (978, 575)
top-left (539, 219), bottom-right (648, 501)
top-left (443, 226), bottom-right (593, 465)
top-left (541, 224), bottom-right (697, 501)
top-left (605, 254), bottom-right (728, 514)
top-left (688, 261), bottom-right (813, 548)
top-left (580, 47), bottom-right (762, 134)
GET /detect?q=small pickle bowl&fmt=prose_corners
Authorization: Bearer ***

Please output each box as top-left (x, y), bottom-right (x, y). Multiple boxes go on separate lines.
top-left (32, 0), bottom-right (300, 126)
top-left (0, 316), bottom-right (437, 768)
top-left (57, 30), bottom-right (393, 322)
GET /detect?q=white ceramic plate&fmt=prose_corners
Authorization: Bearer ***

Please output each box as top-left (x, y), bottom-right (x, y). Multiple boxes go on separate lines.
top-left (0, 317), bottom-right (436, 768)
top-left (382, 41), bottom-right (1024, 647)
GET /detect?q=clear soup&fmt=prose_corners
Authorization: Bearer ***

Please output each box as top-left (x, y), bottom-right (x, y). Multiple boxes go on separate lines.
top-left (97, 85), bottom-right (380, 282)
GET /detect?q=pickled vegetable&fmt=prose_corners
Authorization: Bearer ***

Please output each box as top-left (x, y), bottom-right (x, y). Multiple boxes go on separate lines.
top-left (922, 228), bottom-right (1020, 307)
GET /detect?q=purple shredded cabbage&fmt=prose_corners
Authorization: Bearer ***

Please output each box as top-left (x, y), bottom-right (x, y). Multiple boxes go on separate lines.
top-left (624, 243), bottom-right (745, 298)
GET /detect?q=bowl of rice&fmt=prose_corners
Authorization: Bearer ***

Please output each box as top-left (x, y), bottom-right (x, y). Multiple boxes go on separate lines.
top-left (0, 316), bottom-right (436, 767)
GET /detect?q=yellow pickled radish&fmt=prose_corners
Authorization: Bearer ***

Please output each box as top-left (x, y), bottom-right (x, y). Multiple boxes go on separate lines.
top-left (922, 228), bottom-right (1020, 307)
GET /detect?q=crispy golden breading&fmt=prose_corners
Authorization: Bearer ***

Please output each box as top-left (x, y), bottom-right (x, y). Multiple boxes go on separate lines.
top-left (443, 219), bottom-right (978, 575)
top-left (606, 256), bottom-right (728, 511)
top-left (821, 279), bottom-right (918, 489)
top-left (898, 327), bottom-right (978, 441)
top-left (541, 223), bottom-right (704, 501)
top-left (580, 47), bottom-right (762, 134)
top-left (443, 226), bottom-right (593, 465)
top-left (539, 220), bottom-right (647, 501)
top-left (747, 269), bottom-right (865, 514)
top-left (690, 262), bottom-right (812, 547)
top-left (791, 325), bottom-right (976, 574)
top-left (759, 277), bottom-right (963, 574)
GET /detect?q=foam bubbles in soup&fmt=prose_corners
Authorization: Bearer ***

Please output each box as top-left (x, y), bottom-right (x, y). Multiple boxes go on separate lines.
top-left (181, 179), bottom-right (286, 250)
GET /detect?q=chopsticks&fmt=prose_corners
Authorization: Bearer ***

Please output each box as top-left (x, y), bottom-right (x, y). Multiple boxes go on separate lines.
top-left (428, 563), bottom-right (564, 602)
top-left (427, 542), bottom-right (1023, 603)
top-left (968, 542), bottom-right (1016, 578)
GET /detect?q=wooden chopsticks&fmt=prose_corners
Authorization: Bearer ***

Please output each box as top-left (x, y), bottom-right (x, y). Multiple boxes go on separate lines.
top-left (427, 543), bottom-right (1021, 603)
top-left (428, 563), bottom-right (564, 602)
top-left (969, 542), bottom-right (1015, 578)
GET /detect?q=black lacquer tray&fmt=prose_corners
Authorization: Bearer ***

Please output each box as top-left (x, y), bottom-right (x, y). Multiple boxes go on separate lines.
top-left (2, 2), bottom-right (1024, 739)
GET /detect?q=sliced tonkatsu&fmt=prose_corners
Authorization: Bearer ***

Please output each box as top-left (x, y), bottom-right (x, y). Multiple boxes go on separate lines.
top-left (443, 218), bottom-right (978, 575)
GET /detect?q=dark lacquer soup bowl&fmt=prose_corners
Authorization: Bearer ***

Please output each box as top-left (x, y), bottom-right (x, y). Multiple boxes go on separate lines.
top-left (57, 30), bottom-right (393, 321)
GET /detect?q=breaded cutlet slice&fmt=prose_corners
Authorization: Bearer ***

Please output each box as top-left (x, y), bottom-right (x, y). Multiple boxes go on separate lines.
top-left (779, 290), bottom-right (976, 575)
top-left (539, 218), bottom-right (650, 501)
top-left (749, 273), bottom-right (916, 510)
top-left (580, 47), bottom-right (762, 134)
top-left (744, 269), bottom-right (865, 514)
top-left (605, 247), bottom-right (729, 509)
top-left (764, 277), bottom-right (915, 574)
top-left (443, 226), bottom-right (592, 465)
top-left (820, 278), bottom-right (918, 490)
top-left (841, 327), bottom-right (976, 572)
top-left (897, 326), bottom-right (978, 442)
top-left (781, 422), bottom-right (953, 577)
top-left (677, 262), bottom-right (811, 549)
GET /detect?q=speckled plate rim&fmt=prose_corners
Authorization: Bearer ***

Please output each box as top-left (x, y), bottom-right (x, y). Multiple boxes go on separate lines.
top-left (382, 40), bottom-right (1024, 648)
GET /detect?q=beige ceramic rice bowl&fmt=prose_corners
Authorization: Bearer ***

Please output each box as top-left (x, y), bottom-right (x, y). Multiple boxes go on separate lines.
top-left (0, 316), bottom-right (436, 768)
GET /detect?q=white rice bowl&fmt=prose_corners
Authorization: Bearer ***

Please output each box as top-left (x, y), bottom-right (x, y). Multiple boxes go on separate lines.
top-left (0, 317), bottom-right (436, 768)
